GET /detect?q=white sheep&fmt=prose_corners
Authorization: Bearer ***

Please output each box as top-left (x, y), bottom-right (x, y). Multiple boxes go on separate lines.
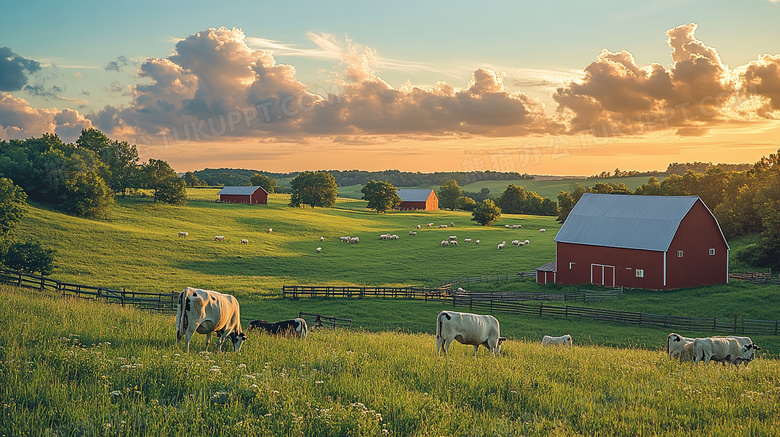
top-left (475, 240), bottom-right (480, 245)
top-left (524, 239), bottom-right (530, 245)
top-left (540, 228), bottom-right (546, 233)
top-left (178, 231), bottom-right (189, 238)
top-left (497, 243), bottom-right (505, 250)
top-left (340, 236), bottom-right (350, 242)
top-left (215, 235), bottom-right (226, 242)
top-left (268, 228), bottom-right (273, 233)
top-left (240, 239), bottom-right (249, 245)
top-left (316, 247), bottom-right (322, 253)
top-left (417, 224), bottom-right (421, 229)
top-left (320, 236), bottom-right (324, 242)
top-left (409, 231), bottom-right (418, 236)
top-left (464, 238), bottom-right (472, 243)
top-left (511, 240), bottom-right (520, 246)
top-left (441, 240), bottom-right (449, 246)
top-left (439, 224), bottom-right (448, 228)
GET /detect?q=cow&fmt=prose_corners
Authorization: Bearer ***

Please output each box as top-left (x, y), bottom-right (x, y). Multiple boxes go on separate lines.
top-left (248, 318), bottom-right (308, 338)
top-left (679, 341), bottom-right (696, 362)
top-left (240, 238), bottom-right (249, 245)
top-left (178, 231), bottom-right (189, 238)
top-left (542, 334), bottom-right (572, 346)
top-left (214, 235), bottom-right (226, 242)
top-left (436, 311), bottom-right (506, 358)
top-left (666, 333), bottom-right (694, 359)
top-left (176, 287), bottom-right (246, 353)
top-left (693, 337), bottom-right (761, 366)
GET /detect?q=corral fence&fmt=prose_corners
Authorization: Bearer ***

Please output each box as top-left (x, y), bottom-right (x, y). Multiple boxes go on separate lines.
top-left (439, 271), bottom-right (535, 289)
top-left (730, 272), bottom-right (780, 285)
top-left (298, 312), bottom-right (353, 330)
top-left (451, 287), bottom-right (623, 303)
top-left (0, 268), bottom-right (178, 312)
top-left (456, 299), bottom-right (780, 336)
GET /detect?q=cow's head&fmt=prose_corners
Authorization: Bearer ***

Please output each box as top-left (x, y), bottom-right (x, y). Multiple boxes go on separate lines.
top-left (496, 337), bottom-right (507, 355)
top-left (231, 332), bottom-right (247, 352)
top-left (740, 343), bottom-right (761, 361)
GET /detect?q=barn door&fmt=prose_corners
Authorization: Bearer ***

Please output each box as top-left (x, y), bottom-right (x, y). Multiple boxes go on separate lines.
top-left (591, 264), bottom-right (615, 287)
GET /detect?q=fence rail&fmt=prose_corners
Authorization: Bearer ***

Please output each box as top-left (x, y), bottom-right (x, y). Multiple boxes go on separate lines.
top-left (439, 271), bottom-right (535, 289)
top-left (298, 312), bottom-right (353, 329)
top-left (0, 268), bottom-right (178, 312)
top-left (282, 285), bottom-right (450, 300)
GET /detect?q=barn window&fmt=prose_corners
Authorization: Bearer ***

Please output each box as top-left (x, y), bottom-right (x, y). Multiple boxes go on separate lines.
top-left (709, 248), bottom-right (716, 256)
top-left (569, 262), bottom-right (575, 270)
top-left (677, 250), bottom-right (684, 258)
top-left (635, 269), bottom-right (644, 278)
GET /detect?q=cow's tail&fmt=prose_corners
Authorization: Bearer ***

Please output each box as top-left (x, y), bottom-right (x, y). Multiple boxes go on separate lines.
top-left (666, 334), bottom-right (670, 358)
top-left (436, 311), bottom-right (451, 341)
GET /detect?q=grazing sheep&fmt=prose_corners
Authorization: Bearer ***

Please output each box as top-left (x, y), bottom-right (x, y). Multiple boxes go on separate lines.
top-left (448, 235), bottom-right (457, 241)
top-left (178, 231), bottom-right (189, 238)
top-left (409, 231), bottom-right (418, 236)
top-left (464, 238), bottom-right (472, 243)
top-left (417, 224), bottom-right (421, 229)
top-left (240, 239), bottom-right (249, 245)
top-left (427, 223), bottom-right (434, 227)
top-left (450, 240), bottom-right (458, 245)
top-left (349, 237), bottom-right (360, 244)
top-left (316, 247), bottom-right (322, 253)
top-left (511, 240), bottom-right (520, 246)
top-left (268, 228), bottom-right (273, 233)
top-left (540, 229), bottom-right (546, 233)
top-left (450, 222), bottom-right (455, 227)
top-left (320, 236), bottom-right (324, 242)
top-left (439, 224), bottom-right (448, 228)
top-left (524, 239), bottom-right (530, 245)
top-left (512, 224), bottom-right (522, 229)
top-left (441, 240), bottom-right (449, 246)
top-left (339, 236), bottom-right (350, 242)
top-left (505, 224), bottom-right (511, 229)
top-left (497, 243), bottom-right (505, 250)
top-left (215, 235), bottom-right (226, 242)
top-left (475, 240), bottom-right (480, 245)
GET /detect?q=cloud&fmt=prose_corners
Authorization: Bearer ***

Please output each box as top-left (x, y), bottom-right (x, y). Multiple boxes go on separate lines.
top-left (105, 55), bottom-right (129, 72)
top-left (0, 47), bottom-right (41, 91)
top-left (742, 54), bottom-right (780, 118)
top-left (0, 93), bottom-right (92, 141)
top-left (23, 84), bottom-right (64, 98)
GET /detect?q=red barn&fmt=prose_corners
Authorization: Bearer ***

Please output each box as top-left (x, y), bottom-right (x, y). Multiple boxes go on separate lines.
top-left (396, 189), bottom-right (438, 211)
top-left (537, 193), bottom-right (728, 290)
top-left (218, 186), bottom-right (268, 205)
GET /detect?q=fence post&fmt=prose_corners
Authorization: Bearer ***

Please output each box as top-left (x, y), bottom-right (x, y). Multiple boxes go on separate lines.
top-left (40, 276), bottom-right (45, 291)
top-left (17, 272), bottom-right (22, 287)
top-left (539, 302), bottom-right (543, 317)
top-left (734, 314), bottom-right (738, 335)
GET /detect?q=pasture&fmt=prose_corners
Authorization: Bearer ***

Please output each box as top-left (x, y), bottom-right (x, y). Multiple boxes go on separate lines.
top-left (2, 285), bottom-right (780, 436)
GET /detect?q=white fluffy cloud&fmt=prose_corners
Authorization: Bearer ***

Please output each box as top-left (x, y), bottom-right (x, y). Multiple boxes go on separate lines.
top-left (0, 93), bottom-right (92, 141)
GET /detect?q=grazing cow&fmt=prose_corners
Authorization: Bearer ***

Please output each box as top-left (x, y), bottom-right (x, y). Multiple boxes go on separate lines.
top-left (666, 333), bottom-right (694, 359)
top-left (316, 247), bottom-right (322, 253)
top-left (178, 231), bottom-right (189, 238)
top-left (542, 334), bottom-right (572, 346)
top-left (436, 311), bottom-right (506, 357)
top-left (240, 239), bottom-right (249, 245)
top-left (215, 235), bottom-right (226, 242)
top-left (176, 287), bottom-right (246, 353)
top-left (693, 337), bottom-right (761, 366)
top-left (248, 318), bottom-right (308, 338)
top-left (680, 342), bottom-right (696, 362)
top-left (540, 229), bottom-right (546, 233)
top-left (441, 240), bottom-right (449, 246)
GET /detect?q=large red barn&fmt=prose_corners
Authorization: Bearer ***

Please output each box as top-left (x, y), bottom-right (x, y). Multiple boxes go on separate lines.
top-left (218, 186), bottom-right (268, 205)
top-left (396, 189), bottom-right (438, 211)
top-left (537, 193), bottom-right (728, 290)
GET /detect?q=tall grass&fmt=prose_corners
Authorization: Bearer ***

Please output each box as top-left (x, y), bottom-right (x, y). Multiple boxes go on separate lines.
top-left (2, 285), bottom-right (779, 436)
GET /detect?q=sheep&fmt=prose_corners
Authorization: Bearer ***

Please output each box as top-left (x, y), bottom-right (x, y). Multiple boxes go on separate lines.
top-left (540, 229), bottom-right (546, 233)
top-left (441, 240), bottom-right (449, 246)
top-left (417, 224), bottom-right (421, 229)
top-left (524, 239), bottom-right (530, 245)
top-left (268, 228), bottom-right (273, 233)
top-left (215, 235), bottom-right (226, 242)
top-left (409, 231), bottom-right (418, 236)
top-left (316, 247), bottom-right (322, 253)
top-left (497, 243), bottom-right (505, 250)
top-left (391, 235), bottom-right (399, 240)
top-left (450, 240), bottom-right (458, 246)
top-left (475, 240), bottom-right (480, 245)
top-left (512, 224), bottom-right (522, 229)
top-left (320, 236), bottom-right (324, 242)
top-left (178, 231), bottom-right (189, 238)
top-left (505, 224), bottom-right (511, 229)
top-left (450, 222), bottom-right (455, 227)
top-left (448, 235), bottom-right (457, 241)
top-left (427, 223), bottom-right (434, 227)
top-left (511, 240), bottom-right (520, 246)
top-left (439, 224), bottom-right (448, 229)
top-left (464, 238), bottom-right (472, 243)
top-left (339, 236), bottom-right (350, 242)
top-left (456, 287), bottom-right (465, 293)
top-left (240, 239), bottom-right (249, 245)
top-left (349, 237), bottom-right (360, 244)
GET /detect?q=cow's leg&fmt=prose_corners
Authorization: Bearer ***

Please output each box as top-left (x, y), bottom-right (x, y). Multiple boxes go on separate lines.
top-left (204, 332), bottom-right (212, 351)
top-left (216, 330), bottom-right (227, 352)
top-left (473, 345), bottom-right (479, 358)
top-left (184, 330), bottom-right (195, 353)
top-left (443, 338), bottom-right (454, 356)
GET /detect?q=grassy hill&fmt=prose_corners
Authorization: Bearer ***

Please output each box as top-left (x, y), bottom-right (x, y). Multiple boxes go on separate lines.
top-left (3, 284), bottom-right (780, 436)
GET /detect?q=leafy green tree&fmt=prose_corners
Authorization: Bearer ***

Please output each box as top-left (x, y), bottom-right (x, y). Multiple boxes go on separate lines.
top-left (634, 177), bottom-right (663, 196)
top-left (461, 196), bottom-right (477, 211)
top-left (183, 171), bottom-right (202, 187)
top-left (142, 159), bottom-right (187, 205)
top-left (496, 184), bottom-right (527, 214)
top-left (525, 191), bottom-right (545, 215)
top-left (100, 140), bottom-right (140, 196)
top-left (0, 178), bottom-right (27, 242)
top-left (557, 191), bottom-right (575, 223)
top-left (250, 173), bottom-right (277, 194)
top-left (76, 128), bottom-right (111, 153)
top-left (289, 171), bottom-right (337, 208)
top-left (751, 173), bottom-right (780, 270)
top-left (539, 197), bottom-right (559, 217)
top-left (471, 199), bottom-right (501, 226)
top-left (438, 180), bottom-right (464, 210)
top-left (3, 241), bottom-right (55, 275)
top-left (39, 148), bottom-right (114, 218)
top-left (361, 180), bottom-right (401, 213)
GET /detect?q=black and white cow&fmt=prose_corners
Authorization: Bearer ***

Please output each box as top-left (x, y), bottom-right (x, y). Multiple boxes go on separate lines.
top-left (176, 287), bottom-right (246, 352)
top-left (436, 311), bottom-right (506, 357)
top-left (693, 336), bottom-right (761, 366)
top-left (666, 332), bottom-right (694, 360)
top-left (248, 318), bottom-right (308, 338)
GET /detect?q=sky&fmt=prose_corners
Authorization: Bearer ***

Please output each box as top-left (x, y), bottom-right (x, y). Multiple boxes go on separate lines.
top-left (1, 0), bottom-right (780, 176)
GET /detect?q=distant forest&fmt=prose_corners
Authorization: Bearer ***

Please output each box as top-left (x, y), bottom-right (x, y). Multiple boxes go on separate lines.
top-left (192, 168), bottom-right (534, 188)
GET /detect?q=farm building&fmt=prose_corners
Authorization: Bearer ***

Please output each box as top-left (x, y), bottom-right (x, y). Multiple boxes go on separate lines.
top-left (218, 186), bottom-right (268, 205)
top-left (536, 193), bottom-right (728, 290)
top-left (396, 188), bottom-right (439, 211)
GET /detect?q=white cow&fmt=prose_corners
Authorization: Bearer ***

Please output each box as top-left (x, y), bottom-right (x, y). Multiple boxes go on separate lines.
top-left (178, 231), bottom-right (189, 238)
top-left (214, 235), bottom-right (226, 242)
top-left (541, 334), bottom-right (572, 346)
top-left (680, 342), bottom-right (696, 362)
top-left (240, 239), bottom-right (249, 245)
top-left (666, 333), bottom-right (694, 359)
top-left (693, 337), bottom-right (760, 366)
top-left (176, 287), bottom-right (246, 353)
top-left (436, 311), bottom-right (506, 357)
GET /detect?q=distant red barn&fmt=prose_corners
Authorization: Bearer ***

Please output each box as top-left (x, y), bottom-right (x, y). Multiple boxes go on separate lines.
top-left (218, 186), bottom-right (268, 205)
top-left (536, 193), bottom-right (729, 290)
top-left (396, 189), bottom-right (438, 211)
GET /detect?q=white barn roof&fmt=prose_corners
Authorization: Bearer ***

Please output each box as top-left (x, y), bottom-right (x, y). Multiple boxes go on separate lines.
top-left (396, 188), bottom-right (434, 202)
top-left (218, 186), bottom-right (267, 195)
top-left (554, 193), bottom-right (703, 252)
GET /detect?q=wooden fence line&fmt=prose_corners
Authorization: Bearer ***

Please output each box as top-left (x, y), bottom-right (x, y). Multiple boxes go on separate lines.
top-left (0, 268), bottom-right (178, 312)
top-left (439, 271), bottom-right (535, 289)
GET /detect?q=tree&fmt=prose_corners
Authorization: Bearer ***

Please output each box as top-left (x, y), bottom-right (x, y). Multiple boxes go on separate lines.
top-left (438, 180), bottom-right (464, 210)
top-left (634, 177), bottom-right (663, 196)
top-left (361, 180), bottom-right (401, 213)
top-left (100, 140), bottom-right (140, 196)
top-left (461, 196), bottom-right (477, 211)
top-left (3, 241), bottom-right (55, 275)
top-left (557, 191), bottom-right (575, 223)
top-left (250, 173), bottom-right (277, 194)
top-left (471, 199), bottom-right (501, 226)
top-left (496, 184), bottom-right (527, 214)
top-left (76, 128), bottom-right (111, 153)
top-left (142, 159), bottom-right (187, 205)
top-left (0, 178), bottom-right (27, 242)
top-left (183, 171), bottom-right (202, 187)
top-left (39, 148), bottom-right (114, 218)
top-left (289, 171), bottom-right (337, 208)
top-left (539, 198), bottom-right (558, 217)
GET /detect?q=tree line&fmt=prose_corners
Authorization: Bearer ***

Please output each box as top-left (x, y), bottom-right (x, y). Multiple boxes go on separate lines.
top-left (556, 150), bottom-right (780, 270)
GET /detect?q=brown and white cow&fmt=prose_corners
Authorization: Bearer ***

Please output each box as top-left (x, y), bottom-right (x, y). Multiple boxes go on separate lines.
top-left (176, 287), bottom-right (246, 352)
top-left (436, 311), bottom-right (506, 358)
top-left (248, 318), bottom-right (308, 338)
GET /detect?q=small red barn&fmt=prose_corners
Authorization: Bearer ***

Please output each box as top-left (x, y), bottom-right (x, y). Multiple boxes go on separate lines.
top-left (218, 186), bottom-right (268, 205)
top-left (538, 193), bottom-right (728, 290)
top-left (396, 189), bottom-right (438, 211)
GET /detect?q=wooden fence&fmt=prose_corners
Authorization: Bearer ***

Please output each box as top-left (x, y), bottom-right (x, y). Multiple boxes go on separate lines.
top-left (298, 312), bottom-right (353, 329)
top-left (0, 268), bottom-right (178, 312)
top-left (440, 271), bottom-right (535, 289)
top-left (282, 285), bottom-right (450, 300)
